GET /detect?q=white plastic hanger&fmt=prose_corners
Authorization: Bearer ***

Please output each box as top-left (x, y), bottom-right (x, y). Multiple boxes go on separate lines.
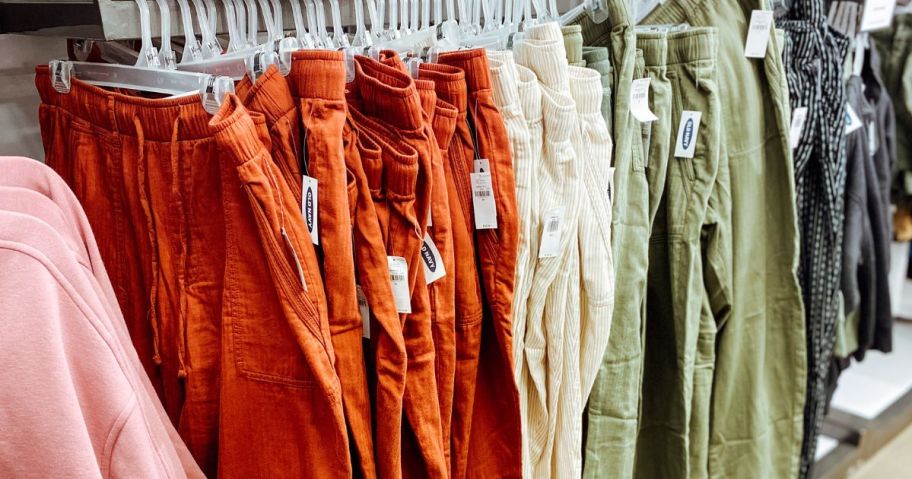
top-left (257, 0), bottom-right (279, 40)
top-left (153, 0), bottom-right (176, 68)
top-left (303, 0), bottom-right (324, 47)
top-left (188, 0), bottom-right (220, 56)
top-left (134, 0), bottom-right (162, 67)
top-left (289, 0), bottom-right (317, 47)
top-left (270, 0), bottom-right (285, 38)
top-left (352, 0), bottom-right (373, 47)
top-left (204, 0), bottom-right (219, 37)
top-left (312, 0), bottom-right (333, 46)
top-left (50, 60), bottom-right (235, 113)
top-left (220, 0), bottom-right (243, 52)
top-left (243, 0), bottom-right (259, 47)
top-left (329, 0), bottom-right (351, 47)
top-left (174, 0), bottom-right (204, 63)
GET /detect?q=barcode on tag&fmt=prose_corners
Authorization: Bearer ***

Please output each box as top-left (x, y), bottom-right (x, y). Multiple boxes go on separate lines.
top-left (546, 216), bottom-right (560, 232)
top-left (470, 171), bottom-right (498, 229)
top-left (387, 256), bottom-right (411, 314)
top-left (301, 175), bottom-right (319, 245)
top-left (421, 233), bottom-right (447, 284)
top-left (744, 10), bottom-right (774, 58)
top-left (357, 285), bottom-right (370, 339)
top-left (539, 206), bottom-right (564, 259)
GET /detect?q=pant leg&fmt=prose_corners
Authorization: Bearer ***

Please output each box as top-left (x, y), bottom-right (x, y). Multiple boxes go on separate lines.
top-left (437, 49), bottom-right (523, 479)
top-left (287, 51), bottom-right (375, 478)
top-left (644, 0), bottom-right (808, 476)
top-left (212, 95), bottom-right (351, 479)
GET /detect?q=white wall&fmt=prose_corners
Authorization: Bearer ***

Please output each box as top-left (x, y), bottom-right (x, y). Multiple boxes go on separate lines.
top-left (0, 35), bottom-right (68, 161)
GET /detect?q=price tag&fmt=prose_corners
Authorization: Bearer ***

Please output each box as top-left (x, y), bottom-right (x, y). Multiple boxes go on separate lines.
top-left (301, 175), bottom-right (319, 245)
top-left (868, 122), bottom-right (879, 156)
top-left (471, 159), bottom-right (498, 229)
top-left (744, 10), bottom-right (774, 58)
top-left (387, 256), bottom-right (412, 314)
top-left (674, 110), bottom-right (703, 158)
top-left (860, 0), bottom-right (896, 32)
top-left (538, 206), bottom-right (564, 259)
top-left (357, 285), bottom-right (370, 339)
top-left (629, 78), bottom-right (658, 122)
top-left (789, 107), bottom-right (809, 150)
top-left (845, 103), bottom-right (863, 134)
top-left (421, 233), bottom-right (447, 284)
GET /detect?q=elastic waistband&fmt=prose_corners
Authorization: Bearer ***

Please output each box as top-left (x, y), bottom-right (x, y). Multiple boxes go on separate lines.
top-left (418, 62), bottom-right (468, 113)
top-left (209, 95), bottom-right (270, 166)
top-left (515, 37), bottom-right (570, 90)
top-left (236, 64), bottom-right (297, 127)
top-left (437, 48), bottom-right (492, 93)
top-left (515, 65), bottom-right (542, 121)
top-left (568, 66), bottom-right (604, 115)
top-left (379, 49), bottom-right (405, 70)
top-left (416, 82), bottom-right (438, 120)
top-left (348, 105), bottom-right (419, 198)
top-left (577, 0), bottom-right (634, 45)
top-left (487, 50), bottom-right (522, 110)
top-left (562, 24), bottom-right (584, 65)
top-left (635, 31), bottom-right (669, 68)
top-left (287, 50), bottom-right (347, 101)
top-left (36, 66), bottom-right (213, 142)
top-left (666, 27), bottom-right (718, 66)
top-left (352, 55), bottom-right (424, 132)
top-left (582, 46), bottom-right (610, 64)
top-left (431, 99), bottom-right (458, 150)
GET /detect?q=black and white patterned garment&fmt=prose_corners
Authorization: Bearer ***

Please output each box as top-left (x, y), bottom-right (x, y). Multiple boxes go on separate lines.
top-left (778, 0), bottom-right (850, 476)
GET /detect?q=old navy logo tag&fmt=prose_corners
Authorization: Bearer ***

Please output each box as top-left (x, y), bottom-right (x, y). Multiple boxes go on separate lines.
top-left (673, 110), bottom-right (702, 159)
top-left (302, 175), bottom-right (319, 245)
top-left (421, 233), bottom-right (446, 284)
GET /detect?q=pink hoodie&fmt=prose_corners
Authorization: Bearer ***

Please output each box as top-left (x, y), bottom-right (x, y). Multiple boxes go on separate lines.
top-left (0, 157), bottom-right (203, 478)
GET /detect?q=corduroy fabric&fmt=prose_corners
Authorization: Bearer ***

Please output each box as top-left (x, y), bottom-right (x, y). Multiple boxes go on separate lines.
top-left (635, 27), bottom-right (724, 479)
top-left (437, 48), bottom-right (523, 479)
top-left (642, 0), bottom-right (808, 476)
top-left (514, 22), bottom-right (582, 479)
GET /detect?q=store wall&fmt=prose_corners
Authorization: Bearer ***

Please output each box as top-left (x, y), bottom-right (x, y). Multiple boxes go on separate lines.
top-left (0, 35), bottom-right (67, 161)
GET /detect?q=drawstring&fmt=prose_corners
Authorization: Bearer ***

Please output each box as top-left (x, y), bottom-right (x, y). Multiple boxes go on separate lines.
top-left (170, 116), bottom-right (189, 379)
top-left (134, 116), bottom-right (163, 366)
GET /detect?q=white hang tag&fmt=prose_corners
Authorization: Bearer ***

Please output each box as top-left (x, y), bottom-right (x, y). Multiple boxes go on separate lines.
top-left (788, 107), bottom-right (809, 150)
top-left (629, 78), bottom-right (658, 123)
top-left (474, 158), bottom-right (491, 173)
top-left (538, 206), bottom-right (565, 259)
top-left (607, 167), bottom-right (616, 204)
top-left (744, 10), bottom-right (774, 59)
top-left (301, 175), bottom-right (319, 245)
top-left (860, 0), bottom-right (896, 32)
top-left (357, 285), bottom-right (371, 339)
top-left (845, 103), bottom-right (863, 135)
top-left (868, 122), bottom-right (879, 156)
top-left (470, 163), bottom-right (498, 230)
top-left (420, 233), bottom-right (447, 284)
top-left (387, 256), bottom-right (412, 314)
top-left (673, 110), bottom-right (703, 158)
top-left (853, 35), bottom-right (867, 77)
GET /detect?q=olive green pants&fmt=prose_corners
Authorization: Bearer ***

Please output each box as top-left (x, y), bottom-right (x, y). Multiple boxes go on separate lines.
top-left (635, 27), bottom-right (726, 479)
top-left (573, 0), bottom-right (652, 477)
top-left (642, 0), bottom-right (807, 477)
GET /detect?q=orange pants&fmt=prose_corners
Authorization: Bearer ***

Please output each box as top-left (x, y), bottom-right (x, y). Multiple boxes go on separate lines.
top-left (287, 50), bottom-right (376, 479)
top-left (344, 119), bottom-right (410, 479)
top-left (348, 55), bottom-right (448, 479)
top-left (437, 49), bottom-right (522, 479)
top-left (36, 67), bottom-right (351, 478)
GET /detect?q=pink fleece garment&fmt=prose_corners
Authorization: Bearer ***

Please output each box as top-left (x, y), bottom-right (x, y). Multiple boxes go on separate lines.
top-left (0, 157), bottom-right (203, 478)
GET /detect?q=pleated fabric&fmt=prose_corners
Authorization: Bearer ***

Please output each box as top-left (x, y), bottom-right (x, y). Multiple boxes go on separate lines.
top-left (779, 0), bottom-right (851, 475)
